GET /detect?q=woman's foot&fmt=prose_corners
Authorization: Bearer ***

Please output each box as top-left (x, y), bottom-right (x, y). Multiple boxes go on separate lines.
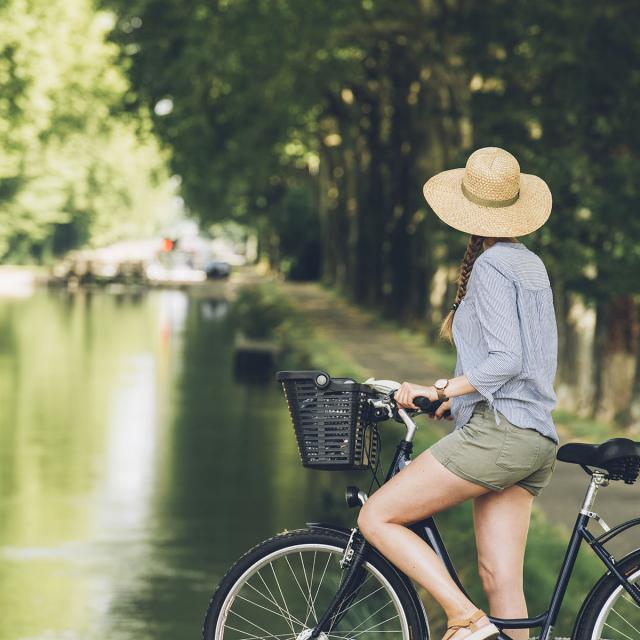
top-left (442, 608), bottom-right (499, 640)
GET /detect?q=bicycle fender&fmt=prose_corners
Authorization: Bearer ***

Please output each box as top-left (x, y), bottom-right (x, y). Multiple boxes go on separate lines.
top-left (306, 522), bottom-right (430, 639)
top-left (592, 516), bottom-right (640, 547)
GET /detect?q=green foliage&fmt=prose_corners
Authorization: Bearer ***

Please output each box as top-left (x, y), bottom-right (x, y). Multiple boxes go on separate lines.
top-left (233, 283), bottom-right (293, 340)
top-left (0, 0), bottom-right (174, 262)
top-left (104, 0), bottom-right (640, 318)
top-left (465, 0), bottom-right (640, 300)
top-left (233, 282), bottom-right (363, 378)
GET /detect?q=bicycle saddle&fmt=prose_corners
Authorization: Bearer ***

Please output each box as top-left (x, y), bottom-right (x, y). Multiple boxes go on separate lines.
top-left (557, 437), bottom-right (640, 484)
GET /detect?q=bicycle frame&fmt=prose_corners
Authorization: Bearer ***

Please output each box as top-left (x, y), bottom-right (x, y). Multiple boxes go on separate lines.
top-left (309, 413), bottom-right (640, 640)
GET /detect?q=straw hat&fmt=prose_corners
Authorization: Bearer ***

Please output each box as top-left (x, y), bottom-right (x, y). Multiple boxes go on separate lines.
top-left (422, 147), bottom-right (552, 236)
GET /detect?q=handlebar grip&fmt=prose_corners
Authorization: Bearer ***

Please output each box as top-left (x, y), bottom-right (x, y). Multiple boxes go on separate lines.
top-left (413, 396), bottom-right (451, 418)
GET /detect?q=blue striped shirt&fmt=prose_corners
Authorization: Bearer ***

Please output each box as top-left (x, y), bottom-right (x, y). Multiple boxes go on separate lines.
top-left (451, 240), bottom-right (559, 444)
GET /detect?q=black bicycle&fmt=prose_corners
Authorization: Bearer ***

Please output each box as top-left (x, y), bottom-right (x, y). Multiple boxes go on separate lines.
top-left (203, 371), bottom-right (640, 640)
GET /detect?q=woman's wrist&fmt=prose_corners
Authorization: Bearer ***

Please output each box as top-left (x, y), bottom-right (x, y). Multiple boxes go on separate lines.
top-left (435, 375), bottom-right (477, 399)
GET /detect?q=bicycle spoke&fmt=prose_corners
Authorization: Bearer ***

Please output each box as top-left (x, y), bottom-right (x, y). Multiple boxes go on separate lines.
top-left (308, 553), bottom-right (333, 617)
top-left (334, 598), bottom-right (394, 634)
top-left (304, 551), bottom-right (318, 627)
top-left (269, 562), bottom-right (300, 636)
top-left (236, 593), bottom-right (307, 628)
top-left (328, 633), bottom-right (403, 639)
top-left (328, 574), bottom-right (377, 628)
top-left (609, 605), bottom-right (640, 635)
top-left (341, 614), bottom-right (402, 639)
top-left (254, 570), bottom-right (305, 631)
top-left (621, 592), bottom-right (640, 607)
top-left (227, 609), bottom-right (293, 640)
top-left (603, 620), bottom-right (634, 640)
top-left (245, 579), bottom-right (300, 620)
top-left (283, 554), bottom-right (317, 625)
top-left (299, 552), bottom-right (319, 625)
top-left (227, 628), bottom-right (294, 640)
top-left (331, 585), bottom-right (385, 619)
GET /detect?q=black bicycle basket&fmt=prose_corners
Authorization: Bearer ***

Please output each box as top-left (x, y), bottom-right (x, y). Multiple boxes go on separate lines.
top-left (277, 370), bottom-right (380, 470)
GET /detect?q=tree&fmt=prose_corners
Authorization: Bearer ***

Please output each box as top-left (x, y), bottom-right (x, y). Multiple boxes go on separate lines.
top-left (0, 0), bottom-right (174, 261)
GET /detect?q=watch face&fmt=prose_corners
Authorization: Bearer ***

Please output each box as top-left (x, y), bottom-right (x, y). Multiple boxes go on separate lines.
top-left (435, 378), bottom-right (448, 389)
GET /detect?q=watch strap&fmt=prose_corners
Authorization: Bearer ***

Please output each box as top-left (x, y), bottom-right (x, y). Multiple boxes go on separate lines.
top-left (435, 379), bottom-right (449, 402)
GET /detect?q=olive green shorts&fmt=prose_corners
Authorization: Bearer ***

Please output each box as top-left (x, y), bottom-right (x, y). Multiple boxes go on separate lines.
top-left (429, 401), bottom-right (558, 496)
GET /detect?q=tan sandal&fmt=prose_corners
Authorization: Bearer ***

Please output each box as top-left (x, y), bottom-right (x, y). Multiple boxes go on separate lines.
top-left (441, 608), bottom-right (500, 640)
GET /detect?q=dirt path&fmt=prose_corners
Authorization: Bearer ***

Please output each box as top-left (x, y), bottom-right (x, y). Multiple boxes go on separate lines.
top-left (280, 282), bottom-right (448, 382)
top-left (280, 281), bottom-right (638, 556)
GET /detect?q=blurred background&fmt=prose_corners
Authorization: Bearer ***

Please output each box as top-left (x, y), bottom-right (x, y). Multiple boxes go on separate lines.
top-left (1, 1), bottom-right (639, 638)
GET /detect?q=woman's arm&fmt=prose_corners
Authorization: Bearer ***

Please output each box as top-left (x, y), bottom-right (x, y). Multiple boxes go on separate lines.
top-left (396, 259), bottom-right (522, 410)
top-left (463, 259), bottom-right (523, 404)
top-left (395, 376), bottom-right (477, 409)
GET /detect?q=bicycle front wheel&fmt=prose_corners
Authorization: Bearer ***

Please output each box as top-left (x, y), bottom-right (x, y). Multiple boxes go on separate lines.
top-left (573, 548), bottom-right (640, 639)
top-left (202, 528), bottom-right (423, 640)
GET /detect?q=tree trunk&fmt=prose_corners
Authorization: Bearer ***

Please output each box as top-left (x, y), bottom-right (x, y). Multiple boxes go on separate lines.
top-left (593, 294), bottom-right (638, 425)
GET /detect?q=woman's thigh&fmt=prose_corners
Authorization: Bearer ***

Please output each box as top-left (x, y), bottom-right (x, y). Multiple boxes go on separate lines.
top-left (360, 449), bottom-right (490, 525)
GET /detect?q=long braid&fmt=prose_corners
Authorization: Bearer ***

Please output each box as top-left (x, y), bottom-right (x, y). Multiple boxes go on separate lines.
top-left (439, 234), bottom-right (485, 344)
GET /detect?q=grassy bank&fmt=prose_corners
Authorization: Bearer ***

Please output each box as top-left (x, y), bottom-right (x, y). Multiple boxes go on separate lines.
top-left (234, 280), bottom-right (608, 636)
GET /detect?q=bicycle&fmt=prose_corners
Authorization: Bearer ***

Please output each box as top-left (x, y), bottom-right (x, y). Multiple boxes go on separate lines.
top-left (203, 370), bottom-right (640, 640)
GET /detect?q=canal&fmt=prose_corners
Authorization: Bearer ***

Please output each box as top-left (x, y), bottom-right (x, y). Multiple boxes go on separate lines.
top-left (0, 288), bottom-right (352, 640)
top-left (0, 287), bottom-right (636, 639)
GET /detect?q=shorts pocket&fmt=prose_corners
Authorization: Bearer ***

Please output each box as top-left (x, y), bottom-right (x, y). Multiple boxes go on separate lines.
top-left (495, 424), bottom-right (541, 473)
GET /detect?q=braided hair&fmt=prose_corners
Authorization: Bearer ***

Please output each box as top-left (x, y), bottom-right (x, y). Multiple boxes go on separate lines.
top-left (439, 234), bottom-right (485, 344)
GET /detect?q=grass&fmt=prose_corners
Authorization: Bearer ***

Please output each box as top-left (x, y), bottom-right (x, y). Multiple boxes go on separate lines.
top-left (552, 408), bottom-right (638, 442)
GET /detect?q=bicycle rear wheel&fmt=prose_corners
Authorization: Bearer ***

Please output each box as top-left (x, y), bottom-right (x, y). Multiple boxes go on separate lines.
top-left (573, 548), bottom-right (640, 639)
top-left (202, 528), bottom-right (424, 640)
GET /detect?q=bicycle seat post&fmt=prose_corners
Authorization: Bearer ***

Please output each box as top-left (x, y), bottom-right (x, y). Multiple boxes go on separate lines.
top-left (580, 471), bottom-right (611, 531)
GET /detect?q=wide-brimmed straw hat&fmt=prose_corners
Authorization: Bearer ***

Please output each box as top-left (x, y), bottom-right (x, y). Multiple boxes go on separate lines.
top-left (422, 147), bottom-right (552, 237)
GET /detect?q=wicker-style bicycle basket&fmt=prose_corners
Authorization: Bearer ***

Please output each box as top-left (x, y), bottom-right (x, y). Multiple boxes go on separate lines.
top-left (277, 370), bottom-right (380, 470)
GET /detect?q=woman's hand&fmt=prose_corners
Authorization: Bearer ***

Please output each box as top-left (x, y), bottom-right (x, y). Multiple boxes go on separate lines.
top-left (395, 381), bottom-right (438, 409)
top-left (434, 398), bottom-right (453, 420)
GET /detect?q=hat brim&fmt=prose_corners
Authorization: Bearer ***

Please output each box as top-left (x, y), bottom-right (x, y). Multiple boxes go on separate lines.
top-left (423, 168), bottom-right (552, 237)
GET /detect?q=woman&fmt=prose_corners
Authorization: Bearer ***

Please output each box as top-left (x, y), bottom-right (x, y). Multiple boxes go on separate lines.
top-left (358, 147), bottom-right (559, 640)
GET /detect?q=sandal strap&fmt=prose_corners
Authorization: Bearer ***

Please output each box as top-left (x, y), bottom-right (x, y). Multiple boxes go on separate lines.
top-left (441, 628), bottom-right (460, 640)
top-left (446, 608), bottom-right (487, 631)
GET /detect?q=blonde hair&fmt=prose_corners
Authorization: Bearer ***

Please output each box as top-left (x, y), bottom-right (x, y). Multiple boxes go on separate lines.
top-left (439, 234), bottom-right (485, 344)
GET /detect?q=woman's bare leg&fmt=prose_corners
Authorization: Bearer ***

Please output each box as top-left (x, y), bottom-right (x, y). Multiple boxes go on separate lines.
top-left (473, 485), bottom-right (534, 640)
top-left (357, 449), bottom-right (493, 638)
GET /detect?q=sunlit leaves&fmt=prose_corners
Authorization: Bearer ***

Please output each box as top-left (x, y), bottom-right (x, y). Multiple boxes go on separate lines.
top-left (0, 0), bottom-right (174, 261)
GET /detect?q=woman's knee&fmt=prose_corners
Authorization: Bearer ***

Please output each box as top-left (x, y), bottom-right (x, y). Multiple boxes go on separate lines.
top-left (357, 500), bottom-right (391, 541)
top-left (478, 558), bottom-right (523, 596)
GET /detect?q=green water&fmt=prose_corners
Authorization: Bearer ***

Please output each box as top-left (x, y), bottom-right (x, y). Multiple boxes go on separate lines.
top-left (0, 289), bottom-right (350, 640)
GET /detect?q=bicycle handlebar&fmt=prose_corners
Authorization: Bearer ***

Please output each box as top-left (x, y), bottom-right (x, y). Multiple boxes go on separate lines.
top-left (387, 391), bottom-right (451, 419)
top-left (363, 378), bottom-right (452, 419)
top-left (413, 395), bottom-right (451, 418)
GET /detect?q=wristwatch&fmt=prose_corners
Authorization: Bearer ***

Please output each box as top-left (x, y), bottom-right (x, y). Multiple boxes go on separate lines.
top-left (434, 378), bottom-right (450, 402)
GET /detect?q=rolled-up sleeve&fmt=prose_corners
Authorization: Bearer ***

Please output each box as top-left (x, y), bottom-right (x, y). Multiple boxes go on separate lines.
top-left (465, 259), bottom-right (523, 404)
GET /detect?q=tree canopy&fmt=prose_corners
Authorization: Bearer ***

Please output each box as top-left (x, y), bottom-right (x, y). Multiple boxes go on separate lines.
top-left (0, 0), bottom-right (175, 261)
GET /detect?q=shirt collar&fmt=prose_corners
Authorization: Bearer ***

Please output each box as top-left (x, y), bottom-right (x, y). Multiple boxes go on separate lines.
top-left (490, 241), bottom-right (526, 249)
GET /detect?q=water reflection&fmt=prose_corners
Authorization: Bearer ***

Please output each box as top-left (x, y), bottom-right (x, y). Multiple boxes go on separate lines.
top-left (0, 289), bottom-right (343, 640)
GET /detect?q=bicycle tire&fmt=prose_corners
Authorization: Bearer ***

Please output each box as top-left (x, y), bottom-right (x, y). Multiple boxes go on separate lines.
top-left (572, 547), bottom-right (640, 639)
top-left (202, 527), bottom-right (426, 640)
